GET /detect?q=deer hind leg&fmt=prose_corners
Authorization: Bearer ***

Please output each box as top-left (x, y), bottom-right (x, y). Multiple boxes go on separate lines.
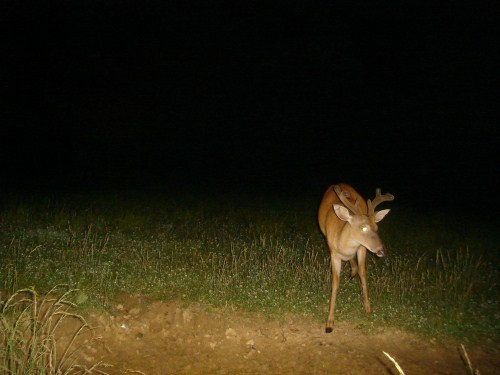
top-left (357, 246), bottom-right (372, 314)
top-left (326, 255), bottom-right (342, 333)
top-left (349, 258), bottom-right (358, 277)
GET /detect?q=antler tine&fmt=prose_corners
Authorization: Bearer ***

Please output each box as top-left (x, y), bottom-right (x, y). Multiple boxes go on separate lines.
top-left (367, 188), bottom-right (394, 216)
top-left (333, 185), bottom-right (362, 215)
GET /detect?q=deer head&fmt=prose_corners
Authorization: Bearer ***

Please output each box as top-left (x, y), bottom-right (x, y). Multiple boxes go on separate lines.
top-left (333, 185), bottom-right (393, 257)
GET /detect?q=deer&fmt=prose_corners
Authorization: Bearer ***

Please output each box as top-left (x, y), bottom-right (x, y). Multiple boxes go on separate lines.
top-left (318, 183), bottom-right (394, 333)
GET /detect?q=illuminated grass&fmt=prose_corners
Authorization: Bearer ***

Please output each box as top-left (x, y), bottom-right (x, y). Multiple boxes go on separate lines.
top-left (0, 285), bottom-right (108, 374)
top-left (0, 192), bottom-right (498, 343)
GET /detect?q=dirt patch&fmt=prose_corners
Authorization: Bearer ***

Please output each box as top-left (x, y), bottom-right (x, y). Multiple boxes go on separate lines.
top-left (58, 295), bottom-right (498, 374)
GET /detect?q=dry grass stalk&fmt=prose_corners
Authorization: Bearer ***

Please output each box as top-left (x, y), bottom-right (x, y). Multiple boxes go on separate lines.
top-left (383, 351), bottom-right (405, 375)
top-left (0, 285), bottom-right (109, 374)
top-left (460, 344), bottom-right (481, 375)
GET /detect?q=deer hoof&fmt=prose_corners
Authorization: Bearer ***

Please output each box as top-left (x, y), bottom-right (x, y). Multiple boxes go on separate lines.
top-left (325, 327), bottom-right (333, 333)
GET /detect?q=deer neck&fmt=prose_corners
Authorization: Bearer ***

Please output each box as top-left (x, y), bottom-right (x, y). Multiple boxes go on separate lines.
top-left (334, 223), bottom-right (361, 260)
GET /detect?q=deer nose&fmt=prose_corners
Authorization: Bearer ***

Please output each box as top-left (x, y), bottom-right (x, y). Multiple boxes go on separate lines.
top-left (376, 248), bottom-right (385, 257)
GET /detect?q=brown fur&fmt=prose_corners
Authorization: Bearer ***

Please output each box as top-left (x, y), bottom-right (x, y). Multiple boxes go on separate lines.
top-left (317, 183), bottom-right (392, 333)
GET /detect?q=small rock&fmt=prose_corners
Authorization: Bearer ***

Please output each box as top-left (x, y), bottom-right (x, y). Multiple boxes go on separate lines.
top-left (82, 353), bottom-right (95, 363)
top-left (129, 307), bottom-right (141, 317)
top-left (225, 328), bottom-right (237, 338)
top-left (182, 309), bottom-right (193, 323)
top-left (244, 350), bottom-right (255, 359)
top-left (149, 321), bottom-right (163, 333)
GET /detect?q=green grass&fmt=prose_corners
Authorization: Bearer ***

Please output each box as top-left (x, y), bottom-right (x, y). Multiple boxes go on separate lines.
top-left (0, 192), bottom-right (498, 343)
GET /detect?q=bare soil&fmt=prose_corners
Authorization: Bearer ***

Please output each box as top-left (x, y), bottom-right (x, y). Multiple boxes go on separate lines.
top-left (59, 294), bottom-right (498, 375)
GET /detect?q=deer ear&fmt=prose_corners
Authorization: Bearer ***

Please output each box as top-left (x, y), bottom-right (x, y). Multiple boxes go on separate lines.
top-left (374, 209), bottom-right (390, 223)
top-left (333, 204), bottom-right (352, 222)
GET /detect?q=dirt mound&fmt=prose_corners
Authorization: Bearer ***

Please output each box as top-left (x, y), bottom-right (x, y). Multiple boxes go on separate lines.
top-left (59, 295), bottom-right (498, 374)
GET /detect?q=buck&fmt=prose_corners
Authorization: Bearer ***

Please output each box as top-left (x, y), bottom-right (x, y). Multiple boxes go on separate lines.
top-left (318, 183), bottom-right (394, 333)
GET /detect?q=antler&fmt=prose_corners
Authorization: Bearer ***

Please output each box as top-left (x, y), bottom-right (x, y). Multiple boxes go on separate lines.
top-left (367, 188), bottom-right (394, 216)
top-left (333, 185), bottom-right (362, 215)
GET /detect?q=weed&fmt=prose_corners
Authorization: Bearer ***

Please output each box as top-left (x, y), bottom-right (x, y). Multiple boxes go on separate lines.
top-left (0, 285), bottom-right (108, 374)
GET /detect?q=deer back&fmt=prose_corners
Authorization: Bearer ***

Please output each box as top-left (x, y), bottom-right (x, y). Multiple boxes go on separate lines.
top-left (318, 183), bottom-right (368, 237)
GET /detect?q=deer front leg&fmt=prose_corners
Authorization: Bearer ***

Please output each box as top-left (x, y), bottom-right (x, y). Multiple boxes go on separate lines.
top-left (357, 246), bottom-right (372, 314)
top-left (326, 255), bottom-right (342, 333)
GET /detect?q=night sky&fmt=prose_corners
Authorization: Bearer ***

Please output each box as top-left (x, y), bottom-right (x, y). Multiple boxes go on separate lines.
top-left (3, 1), bottom-right (498, 212)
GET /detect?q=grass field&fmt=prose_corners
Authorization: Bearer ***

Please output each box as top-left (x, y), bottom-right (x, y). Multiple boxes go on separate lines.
top-left (1, 190), bottom-right (498, 343)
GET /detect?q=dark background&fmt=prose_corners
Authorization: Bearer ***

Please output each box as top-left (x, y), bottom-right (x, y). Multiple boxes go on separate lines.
top-left (2, 1), bottom-right (498, 212)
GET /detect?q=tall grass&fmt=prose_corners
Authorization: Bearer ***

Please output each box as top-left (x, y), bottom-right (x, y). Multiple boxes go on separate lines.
top-left (0, 192), bottom-right (498, 342)
top-left (0, 285), bottom-right (107, 374)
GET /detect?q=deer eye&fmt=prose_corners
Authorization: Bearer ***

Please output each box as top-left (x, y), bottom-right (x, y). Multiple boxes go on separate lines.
top-left (360, 225), bottom-right (369, 233)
